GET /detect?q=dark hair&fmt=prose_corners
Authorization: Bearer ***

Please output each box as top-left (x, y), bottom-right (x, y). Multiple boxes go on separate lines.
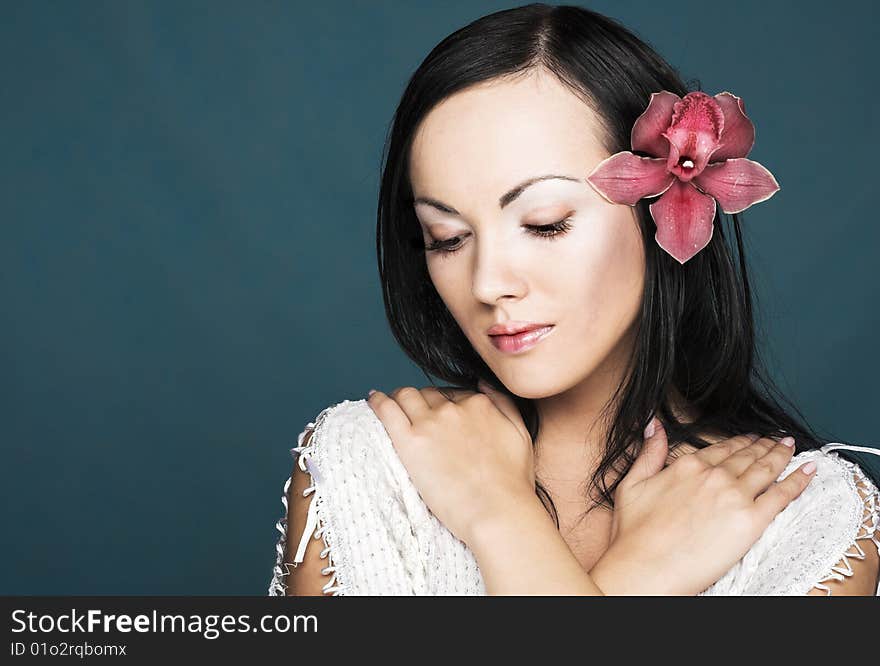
top-left (375, 3), bottom-right (839, 525)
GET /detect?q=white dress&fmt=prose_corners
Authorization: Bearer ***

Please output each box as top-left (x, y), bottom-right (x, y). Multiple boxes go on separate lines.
top-left (268, 399), bottom-right (880, 596)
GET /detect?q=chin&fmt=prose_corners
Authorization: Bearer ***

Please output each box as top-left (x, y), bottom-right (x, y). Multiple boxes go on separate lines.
top-left (490, 372), bottom-right (565, 400)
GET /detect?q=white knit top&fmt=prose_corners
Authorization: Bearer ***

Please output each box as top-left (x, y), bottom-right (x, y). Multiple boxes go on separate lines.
top-left (268, 398), bottom-right (880, 596)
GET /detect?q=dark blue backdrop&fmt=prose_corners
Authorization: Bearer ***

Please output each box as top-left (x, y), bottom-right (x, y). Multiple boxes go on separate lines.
top-left (2, 1), bottom-right (877, 593)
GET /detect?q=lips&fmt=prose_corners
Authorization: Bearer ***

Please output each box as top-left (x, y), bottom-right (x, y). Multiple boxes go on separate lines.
top-left (488, 325), bottom-right (554, 354)
top-left (486, 321), bottom-right (554, 336)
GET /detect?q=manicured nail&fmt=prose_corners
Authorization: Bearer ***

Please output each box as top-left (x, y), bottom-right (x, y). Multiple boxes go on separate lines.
top-left (781, 436), bottom-right (795, 447)
top-left (802, 461), bottom-right (816, 475)
top-left (644, 418), bottom-right (656, 438)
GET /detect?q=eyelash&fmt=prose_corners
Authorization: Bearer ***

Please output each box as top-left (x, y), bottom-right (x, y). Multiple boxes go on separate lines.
top-left (424, 216), bottom-right (574, 256)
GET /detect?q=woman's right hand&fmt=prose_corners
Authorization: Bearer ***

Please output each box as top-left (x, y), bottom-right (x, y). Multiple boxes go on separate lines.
top-left (589, 418), bottom-right (817, 596)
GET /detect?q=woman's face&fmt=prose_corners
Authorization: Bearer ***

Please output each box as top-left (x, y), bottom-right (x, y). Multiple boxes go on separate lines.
top-left (408, 70), bottom-right (646, 400)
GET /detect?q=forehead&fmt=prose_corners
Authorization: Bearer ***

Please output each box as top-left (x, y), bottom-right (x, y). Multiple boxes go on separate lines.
top-left (409, 70), bottom-right (609, 200)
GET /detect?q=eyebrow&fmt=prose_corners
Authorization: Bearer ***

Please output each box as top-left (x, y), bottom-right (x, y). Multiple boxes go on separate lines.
top-left (413, 174), bottom-right (583, 215)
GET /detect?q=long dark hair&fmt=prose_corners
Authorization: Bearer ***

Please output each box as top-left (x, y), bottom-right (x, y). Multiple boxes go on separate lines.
top-left (375, 3), bottom-right (839, 525)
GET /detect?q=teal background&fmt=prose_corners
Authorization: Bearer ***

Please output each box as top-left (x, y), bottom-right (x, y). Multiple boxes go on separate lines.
top-left (2, 1), bottom-right (877, 593)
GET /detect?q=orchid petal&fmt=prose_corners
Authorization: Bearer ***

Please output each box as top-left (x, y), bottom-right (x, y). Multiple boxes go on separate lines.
top-left (631, 91), bottom-right (679, 158)
top-left (649, 180), bottom-right (717, 264)
top-left (692, 158), bottom-right (781, 213)
top-left (661, 92), bottom-right (725, 182)
top-left (711, 92), bottom-right (755, 161)
top-left (586, 152), bottom-right (675, 205)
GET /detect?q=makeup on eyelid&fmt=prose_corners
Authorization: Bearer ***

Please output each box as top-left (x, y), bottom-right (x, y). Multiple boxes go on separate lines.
top-left (424, 215), bottom-right (574, 254)
top-left (415, 182), bottom-right (587, 254)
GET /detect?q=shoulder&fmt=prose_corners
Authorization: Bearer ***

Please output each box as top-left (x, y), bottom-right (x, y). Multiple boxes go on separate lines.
top-left (269, 398), bottom-right (432, 596)
top-left (295, 397), bottom-right (439, 535)
top-left (803, 444), bottom-right (880, 595)
top-left (703, 444), bottom-right (880, 595)
top-left (290, 397), bottom-right (419, 535)
top-left (292, 398), bottom-right (412, 486)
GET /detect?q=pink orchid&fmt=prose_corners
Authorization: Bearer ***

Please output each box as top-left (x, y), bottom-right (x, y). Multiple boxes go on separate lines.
top-left (586, 90), bottom-right (780, 264)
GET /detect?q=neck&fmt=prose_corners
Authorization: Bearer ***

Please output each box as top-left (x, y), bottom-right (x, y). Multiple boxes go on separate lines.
top-left (532, 326), bottom-right (697, 483)
top-left (533, 323), bottom-right (636, 462)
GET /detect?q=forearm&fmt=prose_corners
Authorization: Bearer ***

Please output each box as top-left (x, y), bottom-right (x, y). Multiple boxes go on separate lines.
top-left (464, 494), bottom-right (605, 595)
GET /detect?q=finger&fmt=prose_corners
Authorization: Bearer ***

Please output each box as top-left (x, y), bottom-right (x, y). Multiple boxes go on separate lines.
top-left (737, 438), bottom-right (797, 497)
top-left (720, 436), bottom-right (784, 477)
top-left (419, 386), bottom-right (468, 408)
top-left (620, 416), bottom-right (668, 490)
top-left (418, 386), bottom-right (450, 409)
top-left (474, 378), bottom-right (529, 441)
top-left (752, 459), bottom-right (817, 526)
top-left (366, 390), bottom-right (416, 442)
top-left (386, 386), bottom-right (431, 424)
top-left (693, 432), bottom-right (761, 466)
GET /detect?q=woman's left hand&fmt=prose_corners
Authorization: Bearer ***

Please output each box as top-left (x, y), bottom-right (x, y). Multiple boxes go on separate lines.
top-left (366, 381), bottom-right (536, 546)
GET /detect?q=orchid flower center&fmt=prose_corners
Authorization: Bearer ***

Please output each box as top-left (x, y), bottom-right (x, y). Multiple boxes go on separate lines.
top-left (680, 158), bottom-right (695, 169)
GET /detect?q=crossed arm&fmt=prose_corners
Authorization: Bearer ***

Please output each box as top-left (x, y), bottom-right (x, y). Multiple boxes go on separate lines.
top-left (282, 429), bottom-right (880, 596)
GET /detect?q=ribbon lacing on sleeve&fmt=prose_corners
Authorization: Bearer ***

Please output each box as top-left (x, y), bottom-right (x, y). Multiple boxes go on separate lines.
top-left (811, 444), bottom-right (880, 596)
top-left (268, 411), bottom-right (346, 596)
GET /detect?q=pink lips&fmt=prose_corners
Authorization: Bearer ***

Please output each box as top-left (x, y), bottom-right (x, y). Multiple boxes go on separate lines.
top-left (488, 325), bottom-right (554, 354)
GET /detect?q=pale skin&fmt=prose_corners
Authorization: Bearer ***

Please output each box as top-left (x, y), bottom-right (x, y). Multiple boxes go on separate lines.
top-left (285, 67), bottom-right (879, 595)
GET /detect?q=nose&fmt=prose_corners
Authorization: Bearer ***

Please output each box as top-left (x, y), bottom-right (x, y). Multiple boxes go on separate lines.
top-left (470, 233), bottom-right (527, 305)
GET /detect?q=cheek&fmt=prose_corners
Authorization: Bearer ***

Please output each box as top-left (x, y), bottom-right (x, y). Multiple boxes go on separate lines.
top-left (426, 258), bottom-right (469, 317)
top-left (561, 211), bottom-right (644, 332)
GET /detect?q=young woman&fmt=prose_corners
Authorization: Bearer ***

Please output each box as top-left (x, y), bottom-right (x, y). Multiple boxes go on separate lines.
top-left (269, 4), bottom-right (880, 596)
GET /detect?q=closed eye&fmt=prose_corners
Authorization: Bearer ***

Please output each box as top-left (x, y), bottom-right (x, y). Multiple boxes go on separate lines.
top-left (424, 216), bottom-right (574, 256)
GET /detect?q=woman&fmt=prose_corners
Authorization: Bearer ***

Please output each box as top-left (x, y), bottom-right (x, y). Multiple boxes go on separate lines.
top-left (269, 3), bottom-right (880, 595)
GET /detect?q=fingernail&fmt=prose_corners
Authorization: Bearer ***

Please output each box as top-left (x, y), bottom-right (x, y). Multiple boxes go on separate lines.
top-left (781, 436), bottom-right (795, 447)
top-left (644, 418), bottom-right (656, 438)
top-left (368, 389), bottom-right (376, 396)
top-left (802, 461), bottom-right (816, 474)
